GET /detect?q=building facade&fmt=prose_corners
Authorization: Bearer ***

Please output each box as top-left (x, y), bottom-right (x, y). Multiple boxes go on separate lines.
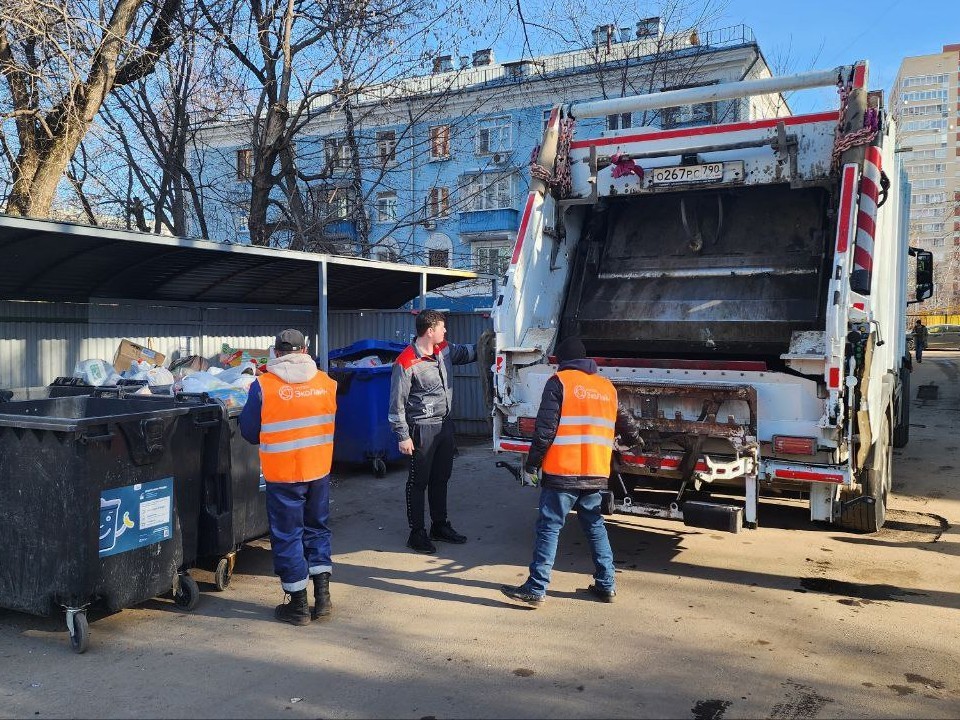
top-left (191, 24), bottom-right (784, 309)
top-left (891, 44), bottom-right (960, 312)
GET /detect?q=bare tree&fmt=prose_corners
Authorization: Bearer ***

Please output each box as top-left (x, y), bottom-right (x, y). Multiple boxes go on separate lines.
top-left (0, 0), bottom-right (183, 217)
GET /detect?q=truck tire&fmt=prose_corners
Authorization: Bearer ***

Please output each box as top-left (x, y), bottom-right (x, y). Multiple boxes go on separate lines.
top-left (893, 367), bottom-right (910, 448)
top-left (840, 415), bottom-right (891, 533)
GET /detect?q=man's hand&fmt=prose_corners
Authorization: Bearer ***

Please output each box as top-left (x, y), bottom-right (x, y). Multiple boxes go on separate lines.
top-left (522, 466), bottom-right (541, 487)
top-left (399, 438), bottom-right (414, 456)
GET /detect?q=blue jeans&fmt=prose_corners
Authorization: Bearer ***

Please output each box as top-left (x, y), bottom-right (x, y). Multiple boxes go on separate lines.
top-left (265, 478), bottom-right (331, 591)
top-left (523, 488), bottom-right (615, 597)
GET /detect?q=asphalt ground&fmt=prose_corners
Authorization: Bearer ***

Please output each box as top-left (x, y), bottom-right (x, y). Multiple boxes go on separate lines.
top-left (2, 353), bottom-right (959, 719)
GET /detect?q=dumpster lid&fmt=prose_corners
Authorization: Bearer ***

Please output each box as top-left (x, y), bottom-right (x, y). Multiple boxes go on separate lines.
top-left (328, 339), bottom-right (408, 362)
top-left (0, 214), bottom-right (479, 309)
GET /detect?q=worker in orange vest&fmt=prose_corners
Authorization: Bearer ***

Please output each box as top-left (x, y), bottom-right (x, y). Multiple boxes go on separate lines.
top-left (239, 329), bottom-right (337, 625)
top-left (501, 337), bottom-right (640, 608)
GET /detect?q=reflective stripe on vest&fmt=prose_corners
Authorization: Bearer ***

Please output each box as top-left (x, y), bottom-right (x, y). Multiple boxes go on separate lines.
top-left (542, 370), bottom-right (618, 478)
top-left (258, 371), bottom-right (337, 482)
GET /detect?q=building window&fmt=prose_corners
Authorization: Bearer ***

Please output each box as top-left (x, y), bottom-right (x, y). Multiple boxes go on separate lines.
top-left (606, 113), bottom-right (632, 131)
top-left (542, 109), bottom-right (552, 134)
top-left (430, 125), bottom-right (450, 160)
top-left (476, 117), bottom-right (512, 155)
top-left (662, 102), bottom-right (714, 128)
top-left (309, 185), bottom-right (355, 221)
top-left (933, 238), bottom-right (945, 247)
top-left (900, 73), bottom-right (948, 88)
top-left (375, 191), bottom-right (397, 223)
top-left (236, 148), bottom-right (252, 180)
top-left (377, 131), bottom-right (396, 165)
top-left (427, 187), bottom-right (450, 219)
top-left (428, 249), bottom-right (449, 267)
top-left (460, 173), bottom-right (514, 211)
top-left (902, 118), bottom-right (948, 132)
top-left (323, 137), bottom-right (353, 169)
top-left (475, 244), bottom-right (511, 276)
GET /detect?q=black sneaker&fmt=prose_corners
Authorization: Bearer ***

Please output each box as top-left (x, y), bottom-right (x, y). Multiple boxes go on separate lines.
top-left (430, 521), bottom-right (467, 544)
top-left (585, 584), bottom-right (616, 603)
top-left (500, 584), bottom-right (544, 607)
top-left (407, 528), bottom-right (437, 554)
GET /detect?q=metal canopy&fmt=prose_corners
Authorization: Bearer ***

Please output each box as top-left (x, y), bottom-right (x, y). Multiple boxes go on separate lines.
top-left (0, 214), bottom-right (477, 310)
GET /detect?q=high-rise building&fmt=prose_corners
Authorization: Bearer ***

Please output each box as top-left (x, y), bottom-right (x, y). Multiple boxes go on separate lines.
top-left (891, 44), bottom-right (960, 312)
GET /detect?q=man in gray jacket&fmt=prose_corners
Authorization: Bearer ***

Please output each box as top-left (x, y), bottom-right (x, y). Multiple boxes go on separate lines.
top-left (389, 310), bottom-right (477, 553)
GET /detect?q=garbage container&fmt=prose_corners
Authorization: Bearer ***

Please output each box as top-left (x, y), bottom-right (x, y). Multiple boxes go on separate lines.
top-left (0, 394), bottom-right (219, 653)
top-left (327, 339), bottom-right (407, 477)
top-left (183, 395), bottom-right (269, 591)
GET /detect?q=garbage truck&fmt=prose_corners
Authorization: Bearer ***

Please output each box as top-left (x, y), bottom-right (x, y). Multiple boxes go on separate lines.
top-left (491, 61), bottom-right (934, 532)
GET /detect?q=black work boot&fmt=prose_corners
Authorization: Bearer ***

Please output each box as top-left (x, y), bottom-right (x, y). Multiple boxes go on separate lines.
top-left (275, 589), bottom-right (310, 626)
top-left (407, 528), bottom-right (437, 554)
top-left (311, 572), bottom-right (332, 621)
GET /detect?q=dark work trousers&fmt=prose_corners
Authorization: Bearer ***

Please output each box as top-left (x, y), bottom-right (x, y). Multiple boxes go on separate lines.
top-left (264, 477), bottom-right (332, 592)
top-left (406, 418), bottom-right (455, 530)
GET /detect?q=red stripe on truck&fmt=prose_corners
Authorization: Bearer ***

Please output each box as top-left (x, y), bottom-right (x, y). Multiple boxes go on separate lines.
top-left (569, 112), bottom-right (838, 150)
top-left (510, 193), bottom-right (536, 265)
top-left (835, 165), bottom-right (858, 253)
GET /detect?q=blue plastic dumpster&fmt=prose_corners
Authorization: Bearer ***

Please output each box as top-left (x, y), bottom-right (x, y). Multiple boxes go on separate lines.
top-left (326, 339), bottom-right (407, 477)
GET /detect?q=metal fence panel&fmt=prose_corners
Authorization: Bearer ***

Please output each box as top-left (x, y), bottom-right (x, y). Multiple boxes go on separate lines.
top-left (0, 301), bottom-right (492, 434)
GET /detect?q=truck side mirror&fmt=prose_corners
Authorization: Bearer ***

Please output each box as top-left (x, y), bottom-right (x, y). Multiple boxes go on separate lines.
top-left (908, 247), bottom-right (933, 303)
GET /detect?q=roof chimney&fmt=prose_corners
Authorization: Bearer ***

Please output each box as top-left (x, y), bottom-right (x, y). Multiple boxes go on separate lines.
top-left (432, 54), bottom-right (453, 73)
top-left (472, 49), bottom-right (494, 67)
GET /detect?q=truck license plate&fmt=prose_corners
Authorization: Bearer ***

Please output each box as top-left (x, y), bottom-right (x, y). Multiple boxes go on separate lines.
top-left (651, 162), bottom-right (724, 185)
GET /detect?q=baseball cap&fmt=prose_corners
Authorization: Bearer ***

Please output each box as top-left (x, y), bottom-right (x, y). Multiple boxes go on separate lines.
top-left (275, 329), bottom-right (307, 352)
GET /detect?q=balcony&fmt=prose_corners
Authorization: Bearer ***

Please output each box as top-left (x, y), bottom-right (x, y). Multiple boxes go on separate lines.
top-left (322, 220), bottom-right (357, 239)
top-left (459, 208), bottom-right (519, 236)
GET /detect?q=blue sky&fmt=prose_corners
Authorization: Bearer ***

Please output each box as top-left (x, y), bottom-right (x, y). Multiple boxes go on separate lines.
top-left (488, 0), bottom-right (959, 114)
top-left (724, 0), bottom-right (959, 110)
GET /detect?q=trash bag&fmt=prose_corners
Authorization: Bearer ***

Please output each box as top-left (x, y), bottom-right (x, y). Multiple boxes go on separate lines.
top-left (74, 359), bottom-right (121, 387)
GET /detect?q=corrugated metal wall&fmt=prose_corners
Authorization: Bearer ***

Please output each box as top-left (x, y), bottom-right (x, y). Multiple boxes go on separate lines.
top-left (0, 300), bottom-right (492, 434)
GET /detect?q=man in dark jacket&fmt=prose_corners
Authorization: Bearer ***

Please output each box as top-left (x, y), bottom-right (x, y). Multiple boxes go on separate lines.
top-left (501, 336), bottom-right (640, 607)
top-left (389, 309), bottom-right (477, 554)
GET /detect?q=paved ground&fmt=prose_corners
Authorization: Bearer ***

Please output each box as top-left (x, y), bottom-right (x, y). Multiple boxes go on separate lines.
top-left (2, 353), bottom-right (960, 719)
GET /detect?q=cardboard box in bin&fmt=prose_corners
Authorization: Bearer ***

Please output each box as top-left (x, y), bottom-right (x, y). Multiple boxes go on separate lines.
top-left (113, 339), bottom-right (166, 373)
top-left (219, 344), bottom-right (270, 368)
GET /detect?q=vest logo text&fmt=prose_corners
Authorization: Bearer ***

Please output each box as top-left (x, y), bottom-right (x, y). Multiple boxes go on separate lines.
top-left (278, 385), bottom-right (328, 400)
top-left (573, 384), bottom-right (610, 402)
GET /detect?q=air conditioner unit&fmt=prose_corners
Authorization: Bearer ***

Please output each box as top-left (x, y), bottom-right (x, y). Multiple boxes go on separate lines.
top-left (424, 219), bottom-right (436, 230)
top-left (492, 152), bottom-right (507, 164)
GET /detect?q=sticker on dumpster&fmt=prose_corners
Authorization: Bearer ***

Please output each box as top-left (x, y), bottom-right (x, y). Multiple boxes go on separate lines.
top-left (99, 478), bottom-right (174, 557)
top-left (259, 471), bottom-right (266, 493)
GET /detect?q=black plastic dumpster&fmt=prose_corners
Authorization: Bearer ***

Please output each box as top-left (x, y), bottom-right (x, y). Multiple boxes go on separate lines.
top-left (0, 394), bottom-right (219, 653)
top-left (327, 339), bottom-right (407, 477)
top-left (186, 395), bottom-right (269, 590)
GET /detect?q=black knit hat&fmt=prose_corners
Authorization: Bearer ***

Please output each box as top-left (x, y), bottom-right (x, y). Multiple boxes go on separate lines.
top-left (555, 336), bottom-right (586, 363)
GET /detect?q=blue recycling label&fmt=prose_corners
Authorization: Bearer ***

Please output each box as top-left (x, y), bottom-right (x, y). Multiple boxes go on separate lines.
top-left (99, 478), bottom-right (174, 557)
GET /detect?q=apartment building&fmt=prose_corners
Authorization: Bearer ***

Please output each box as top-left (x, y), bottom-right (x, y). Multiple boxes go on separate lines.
top-left (191, 23), bottom-right (785, 309)
top-left (891, 44), bottom-right (960, 311)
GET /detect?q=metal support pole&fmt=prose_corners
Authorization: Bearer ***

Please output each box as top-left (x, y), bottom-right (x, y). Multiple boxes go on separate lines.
top-left (419, 272), bottom-right (427, 311)
top-left (317, 260), bottom-right (329, 371)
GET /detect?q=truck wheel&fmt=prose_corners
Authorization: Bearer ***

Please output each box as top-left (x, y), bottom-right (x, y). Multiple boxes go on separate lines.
top-left (893, 368), bottom-right (910, 448)
top-left (840, 415), bottom-right (891, 533)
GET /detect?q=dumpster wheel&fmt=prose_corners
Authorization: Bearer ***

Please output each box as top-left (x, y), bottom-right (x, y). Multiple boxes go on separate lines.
top-left (67, 610), bottom-right (89, 654)
top-left (214, 555), bottom-right (235, 591)
top-left (173, 573), bottom-right (200, 611)
top-left (372, 458), bottom-right (387, 478)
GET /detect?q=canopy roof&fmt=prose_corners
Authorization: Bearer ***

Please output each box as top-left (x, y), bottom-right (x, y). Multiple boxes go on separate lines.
top-left (0, 214), bottom-right (477, 310)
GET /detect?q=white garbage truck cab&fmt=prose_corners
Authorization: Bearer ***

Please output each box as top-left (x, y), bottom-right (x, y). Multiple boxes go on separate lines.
top-left (492, 62), bottom-right (934, 532)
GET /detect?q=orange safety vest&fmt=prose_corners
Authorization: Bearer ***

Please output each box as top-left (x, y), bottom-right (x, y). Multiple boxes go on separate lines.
top-left (257, 370), bottom-right (337, 483)
top-left (542, 370), bottom-right (618, 478)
